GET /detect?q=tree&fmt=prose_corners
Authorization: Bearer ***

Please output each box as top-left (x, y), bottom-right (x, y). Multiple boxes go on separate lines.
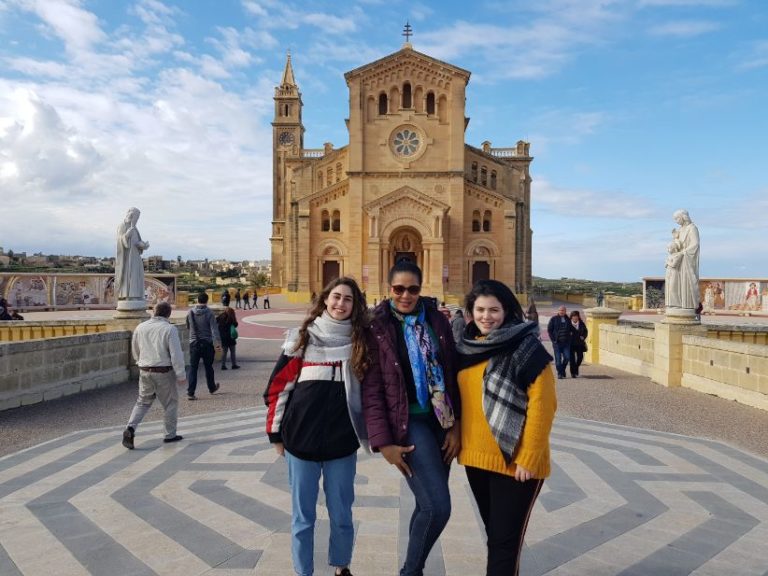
top-left (248, 270), bottom-right (269, 288)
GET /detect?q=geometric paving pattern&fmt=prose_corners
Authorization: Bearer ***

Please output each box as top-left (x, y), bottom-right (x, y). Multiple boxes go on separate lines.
top-left (1, 408), bottom-right (767, 575)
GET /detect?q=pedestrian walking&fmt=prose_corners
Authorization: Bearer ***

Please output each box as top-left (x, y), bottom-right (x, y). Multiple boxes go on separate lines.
top-left (122, 302), bottom-right (186, 449)
top-left (217, 307), bottom-right (240, 370)
top-left (186, 292), bottom-right (222, 399)
top-left (221, 288), bottom-right (231, 307)
top-left (243, 291), bottom-right (251, 310)
top-left (547, 305), bottom-right (574, 379)
top-left (569, 310), bottom-right (588, 378)
top-left (455, 280), bottom-right (556, 576)
top-left (253, 289), bottom-right (259, 309)
top-left (265, 277), bottom-right (370, 576)
top-left (235, 289), bottom-right (242, 309)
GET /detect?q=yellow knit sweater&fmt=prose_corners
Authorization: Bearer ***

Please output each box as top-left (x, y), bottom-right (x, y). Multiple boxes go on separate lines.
top-left (458, 360), bottom-right (557, 478)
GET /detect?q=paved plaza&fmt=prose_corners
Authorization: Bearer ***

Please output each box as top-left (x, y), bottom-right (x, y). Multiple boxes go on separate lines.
top-left (1, 300), bottom-right (767, 575)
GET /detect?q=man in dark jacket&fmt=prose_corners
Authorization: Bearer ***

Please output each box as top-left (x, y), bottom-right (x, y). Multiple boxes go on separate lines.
top-left (547, 305), bottom-right (574, 379)
top-left (185, 292), bottom-right (222, 399)
top-left (221, 289), bottom-right (231, 307)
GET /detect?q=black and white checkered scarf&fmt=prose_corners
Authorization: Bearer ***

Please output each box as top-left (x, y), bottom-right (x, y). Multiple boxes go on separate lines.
top-left (456, 320), bottom-right (552, 464)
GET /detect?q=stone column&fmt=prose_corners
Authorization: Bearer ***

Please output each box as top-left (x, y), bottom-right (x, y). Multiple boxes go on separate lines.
top-left (584, 307), bottom-right (622, 365)
top-left (653, 315), bottom-right (706, 387)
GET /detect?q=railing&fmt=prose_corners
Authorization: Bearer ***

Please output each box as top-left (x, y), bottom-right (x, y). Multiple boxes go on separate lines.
top-left (302, 149), bottom-right (324, 158)
top-left (488, 148), bottom-right (519, 158)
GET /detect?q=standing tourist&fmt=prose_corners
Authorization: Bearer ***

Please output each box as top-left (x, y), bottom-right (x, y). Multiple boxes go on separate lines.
top-left (186, 292), bottom-right (221, 400)
top-left (547, 305), bottom-right (573, 379)
top-left (264, 277), bottom-right (370, 576)
top-left (263, 292), bottom-right (270, 309)
top-left (122, 302), bottom-right (185, 449)
top-left (455, 280), bottom-right (557, 576)
top-left (253, 289), bottom-right (259, 309)
top-left (235, 289), bottom-right (242, 309)
top-left (362, 260), bottom-right (461, 576)
top-left (243, 290), bottom-right (251, 310)
top-left (217, 307), bottom-right (240, 370)
top-left (568, 310), bottom-right (588, 378)
top-left (221, 288), bottom-right (231, 308)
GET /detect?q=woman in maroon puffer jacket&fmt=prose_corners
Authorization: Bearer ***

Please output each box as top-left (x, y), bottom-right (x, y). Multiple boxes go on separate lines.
top-left (362, 259), bottom-right (461, 576)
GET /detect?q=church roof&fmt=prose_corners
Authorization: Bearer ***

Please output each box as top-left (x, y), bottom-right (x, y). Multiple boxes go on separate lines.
top-left (344, 44), bottom-right (471, 82)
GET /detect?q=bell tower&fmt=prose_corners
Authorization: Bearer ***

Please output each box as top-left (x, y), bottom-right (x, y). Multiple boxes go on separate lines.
top-left (271, 51), bottom-right (304, 289)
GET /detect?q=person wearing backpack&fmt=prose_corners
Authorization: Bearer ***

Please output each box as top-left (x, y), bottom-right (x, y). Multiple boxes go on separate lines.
top-left (217, 306), bottom-right (240, 370)
top-left (185, 292), bottom-right (222, 399)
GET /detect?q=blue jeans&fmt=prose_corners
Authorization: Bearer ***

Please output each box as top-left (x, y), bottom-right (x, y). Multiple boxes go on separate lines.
top-left (553, 342), bottom-right (570, 377)
top-left (286, 451), bottom-right (357, 576)
top-left (401, 413), bottom-right (452, 576)
top-left (187, 340), bottom-right (216, 395)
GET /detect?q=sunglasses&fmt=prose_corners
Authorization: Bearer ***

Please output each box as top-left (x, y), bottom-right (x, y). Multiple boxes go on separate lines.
top-left (391, 285), bottom-right (422, 296)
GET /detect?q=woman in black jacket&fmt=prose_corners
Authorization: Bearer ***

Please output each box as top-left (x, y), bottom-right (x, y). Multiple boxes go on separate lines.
top-left (264, 277), bottom-right (369, 576)
top-left (216, 307), bottom-right (240, 370)
top-left (569, 310), bottom-right (588, 377)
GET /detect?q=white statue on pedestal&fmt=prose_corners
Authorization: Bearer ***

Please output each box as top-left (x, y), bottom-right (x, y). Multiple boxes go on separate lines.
top-left (664, 209), bottom-right (699, 310)
top-left (115, 207), bottom-right (149, 310)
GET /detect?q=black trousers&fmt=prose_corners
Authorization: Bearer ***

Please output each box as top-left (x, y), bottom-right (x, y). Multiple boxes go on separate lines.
top-left (570, 348), bottom-right (584, 376)
top-left (465, 466), bottom-right (544, 576)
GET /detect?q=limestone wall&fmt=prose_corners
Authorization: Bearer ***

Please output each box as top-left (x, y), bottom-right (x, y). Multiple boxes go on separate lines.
top-left (0, 331), bottom-right (132, 411)
top-left (681, 335), bottom-right (768, 411)
top-left (598, 323), bottom-right (656, 377)
top-left (0, 322), bottom-right (190, 411)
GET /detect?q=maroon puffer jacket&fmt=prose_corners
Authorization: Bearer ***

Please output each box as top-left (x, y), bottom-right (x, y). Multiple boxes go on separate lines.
top-left (362, 298), bottom-right (461, 451)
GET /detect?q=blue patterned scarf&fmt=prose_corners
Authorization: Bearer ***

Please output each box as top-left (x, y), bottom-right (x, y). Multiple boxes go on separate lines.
top-left (389, 300), bottom-right (445, 409)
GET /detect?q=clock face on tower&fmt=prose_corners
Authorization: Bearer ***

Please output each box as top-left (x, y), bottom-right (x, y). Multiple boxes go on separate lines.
top-left (278, 131), bottom-right (295, 146)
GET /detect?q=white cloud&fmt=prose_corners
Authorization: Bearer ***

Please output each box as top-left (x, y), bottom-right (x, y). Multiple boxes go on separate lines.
top-left (241, 0), bottom-right (360, 35)
top-left (532, 178), bottom-right (657, 218)
top-left (738, 40), bottom-right (768, 70)
top-left (637, 0), bottom-right (736, 6)
top-left (17, 0), bottom-right (106, 56)
top-left (648, 20), bottom-right (720, 37)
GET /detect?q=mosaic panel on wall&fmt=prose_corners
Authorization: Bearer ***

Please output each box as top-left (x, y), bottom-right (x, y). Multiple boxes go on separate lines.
top-left (0, 273), bottom-right (176, 310)
top-left (644, 277), bottom-right (767, 312)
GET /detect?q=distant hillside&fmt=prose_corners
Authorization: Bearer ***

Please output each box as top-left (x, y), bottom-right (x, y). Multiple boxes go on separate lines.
top-left (533, 277), bottom-right (642, 297)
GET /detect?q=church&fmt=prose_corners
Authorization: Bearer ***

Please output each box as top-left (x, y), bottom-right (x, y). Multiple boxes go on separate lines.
top-left (271, 37), bottom-right (533, 304)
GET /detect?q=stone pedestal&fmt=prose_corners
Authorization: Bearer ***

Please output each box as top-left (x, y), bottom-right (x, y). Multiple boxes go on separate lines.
top-left (584, 307), bottom-right (622, 365)
top-left (653, 315), bottom-right (706, 387)
top-left (115, 299), bottom-right (149, 321)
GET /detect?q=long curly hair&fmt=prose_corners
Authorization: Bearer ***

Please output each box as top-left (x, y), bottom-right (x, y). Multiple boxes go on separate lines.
top-left (293, 277), bottom-right (369, 379)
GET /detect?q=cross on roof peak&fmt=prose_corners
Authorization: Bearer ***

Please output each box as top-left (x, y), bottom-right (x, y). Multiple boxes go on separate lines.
top-left (402, 22), bottom-right (413, 44)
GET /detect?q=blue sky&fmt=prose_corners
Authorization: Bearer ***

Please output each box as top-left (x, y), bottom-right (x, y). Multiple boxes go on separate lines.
top-left (0, 0), bottom-right (766, 281)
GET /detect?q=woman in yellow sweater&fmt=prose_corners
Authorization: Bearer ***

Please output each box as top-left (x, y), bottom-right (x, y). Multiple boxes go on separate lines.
top-left (455, 280), bottom-right (557, 576)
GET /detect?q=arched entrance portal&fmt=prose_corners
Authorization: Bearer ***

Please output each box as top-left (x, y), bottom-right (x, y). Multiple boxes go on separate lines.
top-left (390, 227), bottom-right (423, 269)
top-left (321, 246), bottom-right (341, 288)
top-left (472, 261), bottom-right (490, 284)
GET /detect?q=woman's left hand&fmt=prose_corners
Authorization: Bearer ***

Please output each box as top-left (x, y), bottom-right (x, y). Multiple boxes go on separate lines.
top-left (442, 423), bottom-right (461, 464)
top-left (514, 464), bottom-right (533, 482)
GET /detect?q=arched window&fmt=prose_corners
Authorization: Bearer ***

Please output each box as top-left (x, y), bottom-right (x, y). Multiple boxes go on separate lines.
top-left (472, 210), bottom-right (481, 232)
top-left (327, 168), bottom-right (333, 187)
top-left (321, 210), bottom-right (330, 232)
top-left (490, 170), bottom-right (497, 190)
top-left (379, 93), bottom-right (388, 115)
top-left (471, 162), bottom-right (478, 183)
top-left (284, 104), bottom-right (290, 116)
top-left (402, 82), bottom-right (412, 108)
top-left (480, 166), bottom-right (488, 186)
top-left (332, 210), bottom-right (341, 232)
top-left (426, 92), bottom-right (435, 115)
top-left (483, 210), bottom-right (492, 232)
top-left (335, 162), bottom-right (342, 182)
top-left (318, 171), bottom-right (324, 189)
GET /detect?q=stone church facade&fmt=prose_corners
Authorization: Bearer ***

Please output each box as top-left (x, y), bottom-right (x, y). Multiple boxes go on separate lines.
top-left (271, 43), bottom-right (533, 303)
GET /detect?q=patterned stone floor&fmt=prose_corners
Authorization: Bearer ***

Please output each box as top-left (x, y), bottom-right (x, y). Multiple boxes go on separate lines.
top-left (1, 407), bottom-right (767, 576)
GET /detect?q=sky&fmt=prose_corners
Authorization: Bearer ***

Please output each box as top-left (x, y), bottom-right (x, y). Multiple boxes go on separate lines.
top-left (0, 0), bottom-right (766, 282)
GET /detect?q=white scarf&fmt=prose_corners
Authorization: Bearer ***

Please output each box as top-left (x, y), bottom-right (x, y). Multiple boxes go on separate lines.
top-left (282, 312), bottom-right (370, 453)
